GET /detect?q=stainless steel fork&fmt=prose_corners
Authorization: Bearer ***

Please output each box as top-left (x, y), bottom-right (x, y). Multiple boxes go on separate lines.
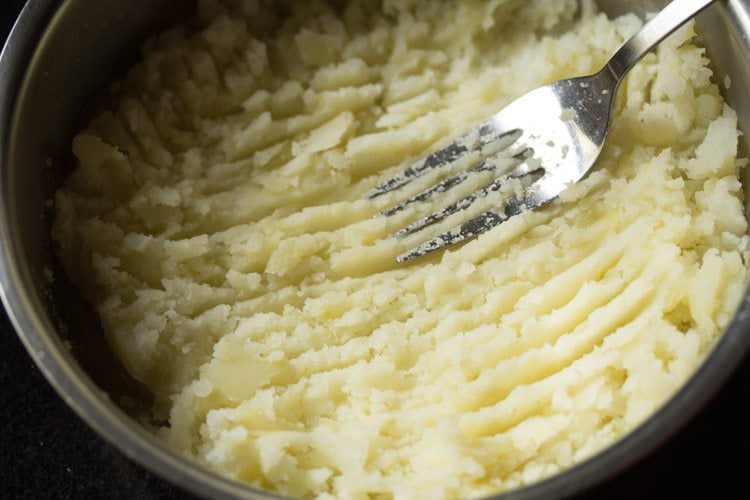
top-left (367, 0), bottom-right (718, 263)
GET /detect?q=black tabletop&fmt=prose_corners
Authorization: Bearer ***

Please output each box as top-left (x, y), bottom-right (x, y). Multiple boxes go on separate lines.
top-left (1, 1), bottom-right (748, 499)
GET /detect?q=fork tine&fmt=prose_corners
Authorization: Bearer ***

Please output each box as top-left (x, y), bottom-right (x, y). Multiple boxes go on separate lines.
top-left (365, 125), bottom-right (520, 200)
top-left (397, 209), bottom-right (507, 263)
top-left (380, 149), bottom-right (531, 218)
top-left (395, 157), bottom-right (542, 237)
top-left (396, 179), bottom-right (552, 263)
top-left (366, 142), bottom-right (467, 199)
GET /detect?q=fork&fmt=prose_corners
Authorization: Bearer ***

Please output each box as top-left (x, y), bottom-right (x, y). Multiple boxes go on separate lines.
top-left (367, 0), bottom-right (718, 263)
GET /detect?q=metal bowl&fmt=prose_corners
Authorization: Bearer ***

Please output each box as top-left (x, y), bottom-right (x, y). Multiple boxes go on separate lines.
top-left (1, 0), bottom-right (748, 498)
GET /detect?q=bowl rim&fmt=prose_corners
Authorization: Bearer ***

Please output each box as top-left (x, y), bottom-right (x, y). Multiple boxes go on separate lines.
top-left (0, 1), bottom-right (748, 499)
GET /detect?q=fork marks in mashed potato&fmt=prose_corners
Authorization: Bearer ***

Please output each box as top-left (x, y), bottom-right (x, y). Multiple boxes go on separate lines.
top-left (52, 0), bottom-right (747, 497)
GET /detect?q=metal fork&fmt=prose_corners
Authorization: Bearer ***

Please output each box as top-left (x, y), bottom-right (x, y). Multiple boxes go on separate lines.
top-left (367, 0), bottom-right (718, 263)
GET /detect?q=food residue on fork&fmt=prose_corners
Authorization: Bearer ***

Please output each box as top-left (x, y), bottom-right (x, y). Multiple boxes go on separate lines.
top-left (52, 0), bottom-right (748, 498)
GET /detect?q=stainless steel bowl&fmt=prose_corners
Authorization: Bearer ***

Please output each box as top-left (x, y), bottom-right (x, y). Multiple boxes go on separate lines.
top-left (1, 1), bottom-right (748, 498)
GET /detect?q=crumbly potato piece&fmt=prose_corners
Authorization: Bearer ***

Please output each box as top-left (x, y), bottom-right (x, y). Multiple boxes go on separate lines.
top-left (53, 0), bottom-right (748, 498)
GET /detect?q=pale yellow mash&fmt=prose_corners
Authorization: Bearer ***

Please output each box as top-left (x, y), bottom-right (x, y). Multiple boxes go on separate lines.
top-left (52, 0), bottom-right (748, 498)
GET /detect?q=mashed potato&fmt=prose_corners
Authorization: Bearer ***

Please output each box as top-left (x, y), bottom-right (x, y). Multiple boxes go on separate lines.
top-left (52, 0), bottom-right (748, 497)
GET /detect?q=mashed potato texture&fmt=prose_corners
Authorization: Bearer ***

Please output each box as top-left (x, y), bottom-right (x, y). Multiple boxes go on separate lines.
top-left (53, 0), bottom-right (748, 497)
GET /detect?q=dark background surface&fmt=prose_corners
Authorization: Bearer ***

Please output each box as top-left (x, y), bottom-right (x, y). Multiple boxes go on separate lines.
top-left (1, 0), bottom-right (748, 498)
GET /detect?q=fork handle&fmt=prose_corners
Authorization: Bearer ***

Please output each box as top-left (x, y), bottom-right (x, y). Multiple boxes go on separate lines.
top-left (607, 0), bottom-right (718, 80)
